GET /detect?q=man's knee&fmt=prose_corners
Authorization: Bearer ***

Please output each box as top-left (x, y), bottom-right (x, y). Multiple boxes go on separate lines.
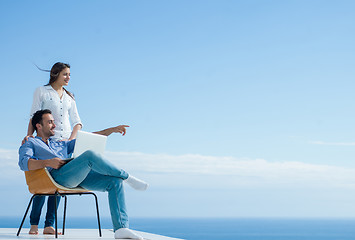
top-left (81, 150), bottom-right (100, 160)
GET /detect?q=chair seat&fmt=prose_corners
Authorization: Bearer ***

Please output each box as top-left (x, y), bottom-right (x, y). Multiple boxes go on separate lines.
top-left (25, 168), bottom-right (89, 194)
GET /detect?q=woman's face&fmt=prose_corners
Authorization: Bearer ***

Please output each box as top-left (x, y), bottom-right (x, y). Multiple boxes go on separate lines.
top-left (55, 67), bottom-right (70, 86)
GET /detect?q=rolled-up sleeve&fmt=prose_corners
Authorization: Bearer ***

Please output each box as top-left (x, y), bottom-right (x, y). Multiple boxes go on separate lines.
top-left (69, 99), bottom-right (82, 128)
top-left (18, 141), bottom-right (35, 171)
top-left (30, 87), bottom-right (42, 118)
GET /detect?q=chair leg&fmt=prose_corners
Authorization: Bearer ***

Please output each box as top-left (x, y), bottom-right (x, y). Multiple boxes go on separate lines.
top-left (55, 192), bottom-right (58, 239)
top-left (17, 195), bottom-right (37, 236)
top-left (92, 193), bottom-right (102, 237)
top-left (62, 195), bottom-right (67, 235)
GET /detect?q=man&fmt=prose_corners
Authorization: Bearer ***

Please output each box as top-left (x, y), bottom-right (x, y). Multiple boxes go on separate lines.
top-left (19, 109), bottom-right (148, 239)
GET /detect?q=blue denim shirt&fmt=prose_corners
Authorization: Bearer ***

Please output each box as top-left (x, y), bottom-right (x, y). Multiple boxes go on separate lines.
top-left (18, 136), bottom-right (75, 171)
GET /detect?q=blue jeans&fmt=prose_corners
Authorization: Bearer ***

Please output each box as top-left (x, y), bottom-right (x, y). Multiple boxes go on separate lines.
top-left (50, 150), bottom-right (129, 231)
top-left (30, 196), bottom-right (61, 227)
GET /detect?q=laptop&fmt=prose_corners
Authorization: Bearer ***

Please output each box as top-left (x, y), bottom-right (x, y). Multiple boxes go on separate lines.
top-left (64, 130), bottom-right (107, 161)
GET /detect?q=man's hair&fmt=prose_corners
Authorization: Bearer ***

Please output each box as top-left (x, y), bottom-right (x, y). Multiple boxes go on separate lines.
top-left (31, 109), bottom-right (52, 131)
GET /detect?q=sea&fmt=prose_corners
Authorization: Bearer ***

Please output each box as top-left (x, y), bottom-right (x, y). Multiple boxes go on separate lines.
top-left (2, 217), bottom-right (355, 240)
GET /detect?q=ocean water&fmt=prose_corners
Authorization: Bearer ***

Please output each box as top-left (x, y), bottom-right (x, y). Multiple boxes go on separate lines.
top-left (2, 217), bottom-right (355, 240)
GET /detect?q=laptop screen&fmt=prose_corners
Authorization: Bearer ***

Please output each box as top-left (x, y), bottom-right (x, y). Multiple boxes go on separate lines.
top-left (73, 131), bottom-right (107, 158)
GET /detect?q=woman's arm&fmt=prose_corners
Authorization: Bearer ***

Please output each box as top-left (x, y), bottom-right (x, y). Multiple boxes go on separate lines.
top-left (21, 119), bottom-right (35, 145)
top-left (68, 123), bottom-right (82, 140)
top-left (27, 119), bottom-right (35, 136)
top-left (68, 98), bottom-right (83, 140)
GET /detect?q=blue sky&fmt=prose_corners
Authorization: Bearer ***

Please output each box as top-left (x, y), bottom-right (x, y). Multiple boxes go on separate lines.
top-left (1, 0), bottom-right (355, 220)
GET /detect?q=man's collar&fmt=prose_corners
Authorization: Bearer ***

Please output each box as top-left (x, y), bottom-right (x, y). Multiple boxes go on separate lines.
top-left (35, 136), bottom-right (52, 143)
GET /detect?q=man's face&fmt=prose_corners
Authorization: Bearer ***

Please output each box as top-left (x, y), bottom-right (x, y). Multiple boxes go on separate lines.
top-left (37, 113), bottom-right (56, 137)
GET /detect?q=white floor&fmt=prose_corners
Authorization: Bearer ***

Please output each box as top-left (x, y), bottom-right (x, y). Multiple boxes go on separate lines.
top-left (0, 228), bottom-right (184, 240)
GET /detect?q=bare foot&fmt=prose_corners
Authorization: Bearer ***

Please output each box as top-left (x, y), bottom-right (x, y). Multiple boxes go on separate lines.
top-left (43, 226), bottom-right (62, 235)
top-left (29, 225), bottom-right (38, 235)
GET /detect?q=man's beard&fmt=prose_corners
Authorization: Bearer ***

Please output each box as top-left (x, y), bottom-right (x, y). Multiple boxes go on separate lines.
top-left (48, 128), bottom-right (55, 137)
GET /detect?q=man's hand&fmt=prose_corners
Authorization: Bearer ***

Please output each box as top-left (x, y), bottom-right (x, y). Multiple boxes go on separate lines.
top-left (111, 125), bottom-right (130, 136)
top-left (21, 135), bottom-right (34, 145)
top-left (46, 157), bottom-right (65, 169)
top-left (93, 125), bottom-right (130, 136)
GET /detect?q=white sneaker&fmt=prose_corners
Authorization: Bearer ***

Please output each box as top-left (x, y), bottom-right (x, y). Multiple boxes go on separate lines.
top-left (114, 228), bottom-right (143, 239)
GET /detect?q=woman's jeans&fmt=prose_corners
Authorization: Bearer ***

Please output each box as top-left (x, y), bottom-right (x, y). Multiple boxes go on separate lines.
top-left (30, 196), bottom-right (60, 227)
top-left (50, 150), bottom-right (129, 231)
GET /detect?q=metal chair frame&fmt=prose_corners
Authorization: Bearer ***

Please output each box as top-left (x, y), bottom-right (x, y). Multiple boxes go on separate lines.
top-left (17, 168), bottom-right (102, 238)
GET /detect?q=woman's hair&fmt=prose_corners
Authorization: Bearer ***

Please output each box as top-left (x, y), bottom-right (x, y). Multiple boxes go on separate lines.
top-left (36, 62), bottom-right (75, 100)
top-left (48, 62), bottom-right (70, 85)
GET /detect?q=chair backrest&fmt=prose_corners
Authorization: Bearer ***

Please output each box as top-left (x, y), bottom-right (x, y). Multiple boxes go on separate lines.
top-left (25, 168), bottom-right (88, 194)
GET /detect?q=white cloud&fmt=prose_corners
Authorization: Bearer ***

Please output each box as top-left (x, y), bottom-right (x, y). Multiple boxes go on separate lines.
top-left (104, 151), bottom-right (355, 189)
top-left (4, 148), bottom-right (355, 218)
top-left (2, 148), bottom-right (355, 190)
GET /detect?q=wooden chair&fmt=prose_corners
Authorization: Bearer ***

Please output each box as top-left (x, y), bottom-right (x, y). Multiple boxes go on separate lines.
top-left (17, 168), bottom-right (102, 238)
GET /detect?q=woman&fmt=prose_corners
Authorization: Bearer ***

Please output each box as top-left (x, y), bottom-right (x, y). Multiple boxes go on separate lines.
top-left (26, 62), bottom-right (82, 141)
top-left (24, 62), bottom-right (83, 235)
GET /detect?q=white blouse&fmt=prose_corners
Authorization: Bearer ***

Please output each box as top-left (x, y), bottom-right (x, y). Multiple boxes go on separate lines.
top-left (30, 85), bottom-right (82, 140)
